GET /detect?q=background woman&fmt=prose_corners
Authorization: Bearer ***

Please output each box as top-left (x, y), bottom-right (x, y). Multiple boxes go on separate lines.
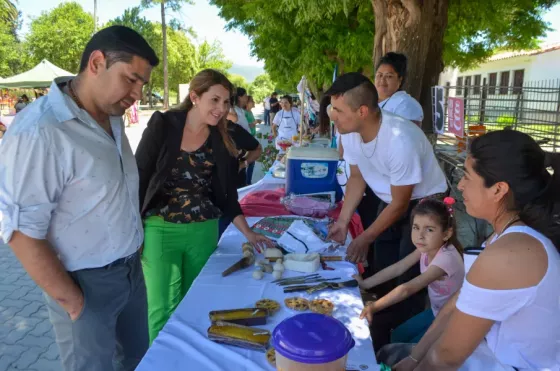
top-left (272, 95), bottom-right (300, 151)
top-left (136, 69), bottom-right (272, 343)
top-left (244, 95), bottom-right (258, 185)
top-left (387, 130), bottom-right (560, 371)
top-left (374, 52), bottom-right (423, 125)
top-left (233, 87), bottom-right (250, 133)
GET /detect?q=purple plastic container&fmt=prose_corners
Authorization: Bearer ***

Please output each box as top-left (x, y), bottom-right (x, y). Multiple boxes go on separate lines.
top-left (271, 313), bottom-right (355, 369)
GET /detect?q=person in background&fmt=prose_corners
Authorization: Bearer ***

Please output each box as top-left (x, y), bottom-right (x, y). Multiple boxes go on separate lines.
top-left (263, 93), bottom-right (271, 126)
top-left (386, 130), bottom-right (560, 371)
top-left (14, 94), bottom-right (29, 113)
top-left (233, 87), bottom-right (250, 133)
top-left (0, 26), bottom-right (159, 371)
top-left (269, 92), bottom-right (280, 124)
top-left (355, 199), bottom-right (464, 344)
top-left (244, 95), bottom-right (258, 185)
top-left (218, 119), bottom-right (262, 237)
top-left (272, 95), bottom-right (300, 150)
top-left (135, 69), bottom-right (272, 343)
top-left (375, 52), bottom-right (423, 126)
top-left (325, 73), bottom-right (447, 350)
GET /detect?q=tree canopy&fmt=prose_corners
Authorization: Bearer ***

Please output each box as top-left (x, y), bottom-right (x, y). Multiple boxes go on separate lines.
top-left (211, 0), bottom-right (373, 95)
top-left (25, 2), bottom-right (94, 73)
top-left (248, 73), bottom-right (276, 103)
top-left (197, 40), bottom-right (233, 73)
top-left (0, 18), bottom-right (30, 77)
top-left (211, 0), bottom-right (557, 96)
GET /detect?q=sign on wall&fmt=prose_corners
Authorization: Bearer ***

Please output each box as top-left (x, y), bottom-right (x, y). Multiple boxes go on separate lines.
top-left (447, 97), bottom-right (465, 137)
top-left (431, 86), bottom-right (445, 134)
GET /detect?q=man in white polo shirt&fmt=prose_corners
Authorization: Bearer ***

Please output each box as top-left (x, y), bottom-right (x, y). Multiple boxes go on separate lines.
top-left (327, 72), bottom-right (447, 346)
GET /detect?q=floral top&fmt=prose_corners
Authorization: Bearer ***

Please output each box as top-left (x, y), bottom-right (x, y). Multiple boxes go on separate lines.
top-left (147, 139), bottom-right (222, 223)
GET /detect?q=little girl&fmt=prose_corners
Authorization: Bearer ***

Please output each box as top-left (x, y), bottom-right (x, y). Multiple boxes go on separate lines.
top-left (354, 198), bottom-right (465, 343)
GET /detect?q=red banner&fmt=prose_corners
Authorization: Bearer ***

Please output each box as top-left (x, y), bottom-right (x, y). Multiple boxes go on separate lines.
top-left (447, 97), bottom-right (465, 137)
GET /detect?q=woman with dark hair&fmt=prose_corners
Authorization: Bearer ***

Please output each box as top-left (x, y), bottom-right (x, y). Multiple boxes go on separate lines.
top-left (136, 69), bottom-right (272, 343)
top-left (375, 52), bottom-right (423, 126)
top-left (272, 95), bottom-right (300, 151)
top-left (387, 130), bottom-right (560, 371)
top-left (14, 94), bottom-right (29, 113)
top-left (233, 87), bottom-right (250, 133)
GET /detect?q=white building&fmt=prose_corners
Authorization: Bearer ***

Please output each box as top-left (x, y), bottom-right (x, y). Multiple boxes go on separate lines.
top-left (439, 43), bottom-right (560, 129)
top-left (440, 42), bottom-right (560, 90)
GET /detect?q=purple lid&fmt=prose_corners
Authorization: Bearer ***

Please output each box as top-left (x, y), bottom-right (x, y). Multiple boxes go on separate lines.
top-left (271, 313), bottom-right (355, 364)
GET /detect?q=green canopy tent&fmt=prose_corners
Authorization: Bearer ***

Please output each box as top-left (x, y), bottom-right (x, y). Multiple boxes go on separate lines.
top-left (0, 59), bottom-right (74, 88)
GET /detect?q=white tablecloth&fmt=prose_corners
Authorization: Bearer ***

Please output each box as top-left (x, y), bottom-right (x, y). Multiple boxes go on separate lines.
top-left (238, 162), bottom-right (286, 200)
top-left (137, 217), bottom-right (380, 371)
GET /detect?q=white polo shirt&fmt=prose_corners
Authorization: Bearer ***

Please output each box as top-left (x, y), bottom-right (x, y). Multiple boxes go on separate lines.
top-left (379, 90), bottom-right (423, 123)
top-left (341, 110), bottom-right (447, 203)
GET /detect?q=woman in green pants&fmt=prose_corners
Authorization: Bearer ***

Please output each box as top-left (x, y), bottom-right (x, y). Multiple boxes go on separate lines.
top-left (136, 69), bottom-right (272, 343)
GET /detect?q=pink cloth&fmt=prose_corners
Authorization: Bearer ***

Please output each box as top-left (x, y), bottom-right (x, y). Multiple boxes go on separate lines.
top-left (420, 244), bottom-right (465, 316)
top-left (130, 101), bottom-right (139, 124)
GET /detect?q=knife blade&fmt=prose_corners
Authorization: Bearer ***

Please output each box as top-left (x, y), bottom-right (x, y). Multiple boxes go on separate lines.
top-left (271, 273), bottom-right (319, 283)
top-left (278, 277), bottom-right (341, 287)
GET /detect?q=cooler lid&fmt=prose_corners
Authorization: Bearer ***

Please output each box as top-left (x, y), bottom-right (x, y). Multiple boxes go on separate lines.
top-left (271, 313), bottom-right (355, 364)
top-left (287, 146), bottom-right (339, 161)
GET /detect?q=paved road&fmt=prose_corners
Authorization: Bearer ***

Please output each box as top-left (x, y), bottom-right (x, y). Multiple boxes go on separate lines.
top-left (0, 106), bottom-right (272, 371)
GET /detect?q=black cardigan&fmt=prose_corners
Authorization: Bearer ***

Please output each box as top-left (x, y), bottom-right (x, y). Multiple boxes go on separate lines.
top-left (135, 110), bottom-right (244, 220)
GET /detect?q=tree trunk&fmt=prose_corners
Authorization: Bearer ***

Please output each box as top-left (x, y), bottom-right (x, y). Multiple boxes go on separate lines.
top-left (161, 1), bottom-right (169, 110)
top-left (371, 0), bottom-right (449, 133)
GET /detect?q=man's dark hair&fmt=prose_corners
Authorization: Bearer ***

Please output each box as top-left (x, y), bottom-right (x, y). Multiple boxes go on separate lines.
top-left (271, 92), bottom-right (278, 97)
top-left (79, 25), bottom-right (159, 73)
top-left (324, 72), bottom-right (379, 112)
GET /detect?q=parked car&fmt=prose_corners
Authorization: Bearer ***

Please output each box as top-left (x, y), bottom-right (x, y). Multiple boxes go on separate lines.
top-left (149, 93), bottom-right (164, 104)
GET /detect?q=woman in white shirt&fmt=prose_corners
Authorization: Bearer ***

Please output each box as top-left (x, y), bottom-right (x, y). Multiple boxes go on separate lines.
top-left (272, 95), bottom-right (300, 151)
top-left (387, 130), bottom-right (560, 371)
top-left (375, 52), bottom-right (423, 125)
top-left (232, 87), bottom-right (250, 133)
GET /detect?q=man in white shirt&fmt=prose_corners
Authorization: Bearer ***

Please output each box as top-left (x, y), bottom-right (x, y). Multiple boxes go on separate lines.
top-left (0, 26), bottom-right (158, 371)
top-left (263, 93), bottom-right (271, 125)
top-left (327, 73), bottom-right (447, 345)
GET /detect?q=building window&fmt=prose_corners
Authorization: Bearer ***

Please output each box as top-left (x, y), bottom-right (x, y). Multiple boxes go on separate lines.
top-left (488, 73), bottom-right (497, 95)
top-left (464, 76), bottom-right (472, 96)
top-left (473, 75), bottom-right (481, 95)
top-left (456, 76), bottom-right (463, 96)
top-left (513, 69), bottom-right (524, 94)
top-left (499, 71), bottom-right (510, 95)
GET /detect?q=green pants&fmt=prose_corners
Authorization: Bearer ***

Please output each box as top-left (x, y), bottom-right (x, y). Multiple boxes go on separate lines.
top-left (142, 216), bottom-right (218, 344)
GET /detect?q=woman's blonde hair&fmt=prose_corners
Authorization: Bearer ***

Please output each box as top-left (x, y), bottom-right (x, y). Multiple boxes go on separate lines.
top-left (172, 69), bottom-right (237, 157)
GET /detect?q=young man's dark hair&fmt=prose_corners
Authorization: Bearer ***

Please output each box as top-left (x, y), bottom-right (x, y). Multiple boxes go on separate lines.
top-left (79, 25), bottom-right (159, 72)
top-left (271, 92), bottom-right (278, 97)
top-left (324, 72), bottom-right (379, 112)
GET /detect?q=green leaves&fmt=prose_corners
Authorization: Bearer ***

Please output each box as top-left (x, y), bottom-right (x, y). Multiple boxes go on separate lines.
top-left (212, 0), bottom-right (557, 90)
top-left (210, 0), bottom-right (373, 94)
top-left (25, 2), bottom-right (94, 73)
top-left (248, 74), bottom-right (276, 103)
top-left (197, 40), bottom-right (233, 73)
top-left (107, 6), bottom-right (197, 99)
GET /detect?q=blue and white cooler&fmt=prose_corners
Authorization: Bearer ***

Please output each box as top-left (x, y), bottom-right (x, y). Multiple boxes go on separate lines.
top-left (285, 147), bottom-right (342, 202)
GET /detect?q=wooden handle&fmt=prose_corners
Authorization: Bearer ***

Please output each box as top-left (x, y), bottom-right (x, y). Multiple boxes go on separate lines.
top-left (222, 257), bottom-right (252, 277)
